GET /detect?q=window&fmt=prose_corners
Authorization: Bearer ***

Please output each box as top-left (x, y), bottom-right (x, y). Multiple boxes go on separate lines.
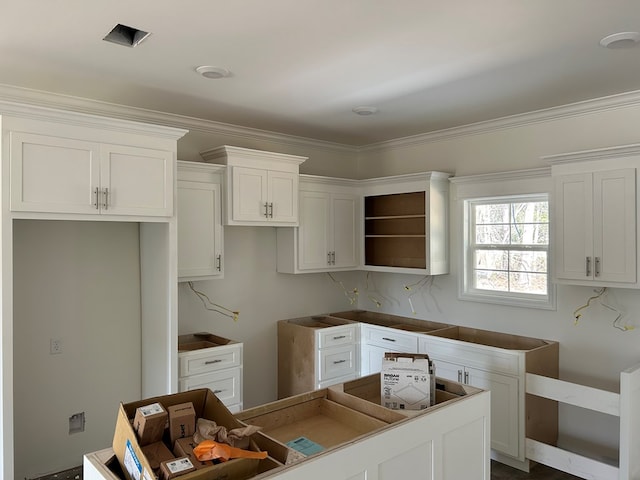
top-left (461, 194), bottom-right (553, 309)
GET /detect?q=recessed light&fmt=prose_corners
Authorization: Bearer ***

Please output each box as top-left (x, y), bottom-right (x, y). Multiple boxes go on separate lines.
top-left (195, 65), bottom-right (231, 79)
top-left (103, 24), bottom-right (150, 48)
top-left (353, 106), bottom-right (379, 116)
top-left (600, 31), bottom-right (640, 49)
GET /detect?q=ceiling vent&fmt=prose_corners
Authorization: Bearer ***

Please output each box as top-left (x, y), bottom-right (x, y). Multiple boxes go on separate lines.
top-left (103, 24), bottom-right (150, 47)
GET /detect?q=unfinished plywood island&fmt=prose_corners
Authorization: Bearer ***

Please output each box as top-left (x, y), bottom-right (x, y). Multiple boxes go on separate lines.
top-left (84, 376), bottom-right (491, 480)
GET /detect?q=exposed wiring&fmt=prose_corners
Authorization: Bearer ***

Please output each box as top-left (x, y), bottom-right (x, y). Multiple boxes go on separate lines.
top-left (326, 272), bottom-right (359, 305)
top-left (403, 276), bottom-right (433, 315)
top-left (573, 287), bottom-right (633, 331)
top-left (365, 272), bottom-right (382, 308)
top-left (188, 282), bottom-right (239, 322)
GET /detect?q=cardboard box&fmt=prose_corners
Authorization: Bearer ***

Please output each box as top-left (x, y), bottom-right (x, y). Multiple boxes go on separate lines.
top-left (112, 389), bottom-right (278, 480)
top-left (381, 353), bottom-right (434, 410)
top-left (141, 441), bottom-right (174, 473)
top-left (173, 436), bottom-right (213, 470)
top-left (160, 456), bottom-right (196, 480)
top-left (167, 402), bottom-right (196, 444)
top-left (133, 402), bottom-right (168, 446)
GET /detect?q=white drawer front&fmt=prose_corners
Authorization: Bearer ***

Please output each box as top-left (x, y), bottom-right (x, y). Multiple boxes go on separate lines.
top-left (362, 325), bottom-right (418, 352)
top-left (318, 325), bottom-right (357, 349)
top-left (178, 344), bottom-right (242, 377)
top-left (178, 368), bottom-right (242, 407)
top-left (319, 344), bottom-right (358, 382)
top-left (419, 337), bottom-right (520, 376)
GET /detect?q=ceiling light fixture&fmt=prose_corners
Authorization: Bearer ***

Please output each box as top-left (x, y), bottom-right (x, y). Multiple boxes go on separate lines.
top-left (599, 31), bottom-right (640, 49)
top-left (353, 106), bottom-right (379, 116)
top-left (195, 66), bottom-right (231, 79)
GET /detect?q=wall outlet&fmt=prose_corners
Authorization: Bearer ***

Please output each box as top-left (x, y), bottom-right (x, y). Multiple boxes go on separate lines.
top-left (69, 412), bottom-right (85, 434)
top-left (50, 338), bottom-right (62, 355)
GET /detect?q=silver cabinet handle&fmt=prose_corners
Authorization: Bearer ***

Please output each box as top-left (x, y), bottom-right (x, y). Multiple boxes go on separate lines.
top-left (595, 257), bottom-right (600, 277)
top-left (263, 202), bottom-right (269, 218)
top-left (268, 202), bottom-right (274, 218)
top-left (586, 256), bottom-right (591, 277)
top-left (333, 359), bottom-right (346, 364)
top-left (457, 370), bottom-right (463, 383)
top-left (464, 371), bottom-right (469, 384)
top-left (331, 251), bottom-right (336, 265)
top-left (205, 359), bottom-right (223, 365)
top-left (213, 389), bottom-right (223, 394)
top-left (216, 255), bottom-right (222, 272)
top-left (102, 188), bottom-right (109, 210)
top-left (327, 252), bottom-right (332, 265)
top-left (333, 335), bottom-right (346, 340)
top-left (94, 188), bottom-right (100, 209)
top-left (382, 337), bottom-right (396, 342)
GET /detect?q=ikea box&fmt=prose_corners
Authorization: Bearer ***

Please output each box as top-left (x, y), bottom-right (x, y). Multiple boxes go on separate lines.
top-left (112, 388), bottom-right (268, 480)
top-left (381, 353), bottom-right (433, 410)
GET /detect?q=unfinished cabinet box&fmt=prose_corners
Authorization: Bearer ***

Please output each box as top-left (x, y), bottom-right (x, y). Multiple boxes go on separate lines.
top-left (85, 376), bottom-right (491, 480)
top-left (278, 316), bottom-right (359, 398)
top-left (361, 172), bottom-right (450, 275)
top-left (178, 334), bottom-right (243, 413)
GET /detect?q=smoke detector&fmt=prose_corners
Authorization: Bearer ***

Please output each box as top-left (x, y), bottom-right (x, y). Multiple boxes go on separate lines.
top-left (600, 32), bottom-right (640, 49)
top-left (195, 66), bottom-right (231, 79)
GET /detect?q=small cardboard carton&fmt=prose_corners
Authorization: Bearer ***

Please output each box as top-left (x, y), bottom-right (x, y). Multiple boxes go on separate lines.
top-left (168, 402), bottom-right (196, 445)
top-left (381, 353), bottom-right (434, 410)
top-left (141, 441), bottom-right (174, 474)
top-left (112, 389), bottom-right (273, 480)
top-left (159, 456), bottom-right (196, 480)
top-left (133, 402), bottom-right (168, 446)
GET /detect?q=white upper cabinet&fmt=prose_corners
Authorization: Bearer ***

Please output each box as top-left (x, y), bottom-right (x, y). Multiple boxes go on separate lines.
top-left (177, 161), bottom-right (224, 282)
top-left (277, 175), bottom-right (360, 273)
top-left (548, 145), bottom-right (640, 287)
top-left (360, 172), bottom-right (450, 275)
top-left (200, 145), bottom-right (307, 226)
top-left (8, 113), bottom-right (183, 218)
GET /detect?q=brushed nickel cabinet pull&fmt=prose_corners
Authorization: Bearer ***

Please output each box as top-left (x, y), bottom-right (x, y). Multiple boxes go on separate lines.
top-left (205, 359), bottom-right (223, 365)
top-left (94, 187), bottom-right (100, 209)
top-left (595, 257), bottom-right (600, 277)
top-left (382, 337), bottom-right (396, 342)
top-left (586, 256), bottom-right (591, 277)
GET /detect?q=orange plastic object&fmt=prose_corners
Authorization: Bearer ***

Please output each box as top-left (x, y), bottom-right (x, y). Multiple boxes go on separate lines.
top-left (193, 439), bottom-right (268, 462)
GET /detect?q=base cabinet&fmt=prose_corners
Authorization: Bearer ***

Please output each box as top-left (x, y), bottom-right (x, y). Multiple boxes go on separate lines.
top-left (434, 359), bottom-right (519, 458)
top-left (178, 334), bottom-right (243, 413)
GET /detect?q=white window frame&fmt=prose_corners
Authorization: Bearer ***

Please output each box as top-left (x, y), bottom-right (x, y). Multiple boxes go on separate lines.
top-left (451, 168), bottom-right (556, 310)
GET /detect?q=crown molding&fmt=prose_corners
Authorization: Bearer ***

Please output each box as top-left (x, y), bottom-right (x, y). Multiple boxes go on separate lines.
top-left (543, 142), bottom-right (640, 165)
top-left (360, 90), bottom-right (640, 152)
top-left (0, 83), bottom-right (358, 154)
top-left (449, 167), bottom-right (551, 184)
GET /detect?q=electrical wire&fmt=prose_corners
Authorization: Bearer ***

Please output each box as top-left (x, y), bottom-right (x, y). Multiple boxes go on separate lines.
top-left (573, 287), bottom-right (606, 325)
top-left (187, 282), bottom-right (239, 321)
top-left (326, 272), bottom-right (359, 305)
top-left (573, 287), bottom-right (633, 331)
top-left (403, 275), bottom-right (433, 315)
top-left (365, 272), bottom-right (382, 308)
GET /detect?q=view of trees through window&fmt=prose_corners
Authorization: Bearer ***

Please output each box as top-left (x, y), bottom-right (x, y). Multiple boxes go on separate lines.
top-left (472, 199), bottom-right (549, 295)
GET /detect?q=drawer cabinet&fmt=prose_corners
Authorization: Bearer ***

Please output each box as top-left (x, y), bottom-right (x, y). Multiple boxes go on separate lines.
top-left (360, 324), bottom-right (419, 376)
top-left (178, 334), bottom-right (243, 413)
top-left (278, 317), bottom-right (359, 398)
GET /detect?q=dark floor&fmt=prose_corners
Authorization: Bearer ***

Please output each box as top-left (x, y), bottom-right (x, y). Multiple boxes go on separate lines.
top-left (491, 460), bottom-right (582, 479)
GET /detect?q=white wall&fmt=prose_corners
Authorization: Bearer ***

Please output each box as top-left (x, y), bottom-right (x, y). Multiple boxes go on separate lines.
top-left (177, 226), bottom-right (360, 408)
top-left (12, 220), bottom-right (142, 480)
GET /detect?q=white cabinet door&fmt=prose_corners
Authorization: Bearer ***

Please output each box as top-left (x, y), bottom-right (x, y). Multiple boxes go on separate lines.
top-left (230, 166), bottom-right (269, 222)
top-left (554, 168), bottom-right (636, 284)
top-left (298, 191), bottom-right (331, 270)
top-left (178, 180), bottom-right (223, 281)
top-left (435, 359), bottom-right (519, 458)
top-left (10, 131), bottom-right (100, 214)
top-left (331, 194), bottom-right (358, 268)
top-left (178, 367), bottom-right (242, 411)
top-left (268, 170), bottom-right (298, 223)
top-left (100, 144), bottom-right (173, 216)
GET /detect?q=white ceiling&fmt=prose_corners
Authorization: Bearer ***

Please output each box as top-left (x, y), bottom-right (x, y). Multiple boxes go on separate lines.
top-left (2, 1), bottom-right (640, 146)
